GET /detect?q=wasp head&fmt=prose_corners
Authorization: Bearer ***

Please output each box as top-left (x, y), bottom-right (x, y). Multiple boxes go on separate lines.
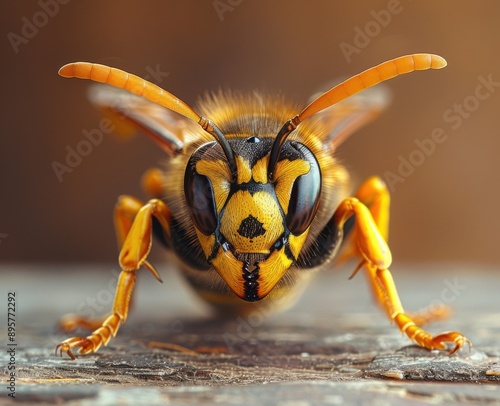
top-left (184, 127), bottom-right (321, 302)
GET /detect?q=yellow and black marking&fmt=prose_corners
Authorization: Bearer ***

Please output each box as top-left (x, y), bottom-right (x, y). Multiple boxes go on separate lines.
top-left (183, 135), bottom-right (322, 301)
top-left (237, 214), bottom-right (266, 240)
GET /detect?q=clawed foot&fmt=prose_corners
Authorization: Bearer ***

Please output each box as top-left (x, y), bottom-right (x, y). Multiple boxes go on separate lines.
top-left (395, 314), bottom-right (471, 354)
top-left (429, 331), bottom-right (472, 355)
top-left (55, 313), bottom-right (120, 360)
top-left (55, 336), bottom-right (98, 360)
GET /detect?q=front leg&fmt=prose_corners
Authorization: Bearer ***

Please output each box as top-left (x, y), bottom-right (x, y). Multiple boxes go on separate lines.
top-left (339, 177), bottom-right (451, 325)
top-left (56, 197), bottom-right (172, 359)
top-left (333, 197), bottom-right (470, 353)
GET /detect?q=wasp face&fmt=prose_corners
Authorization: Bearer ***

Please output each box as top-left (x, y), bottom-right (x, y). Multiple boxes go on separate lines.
top-left (184, 135), bottom-right (321, 302)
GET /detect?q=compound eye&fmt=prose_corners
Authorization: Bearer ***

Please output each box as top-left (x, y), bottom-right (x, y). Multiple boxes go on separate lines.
top-left (184, 156), bottom-right (218, 236)
top-left (285, 142), bottom-right (322, 236)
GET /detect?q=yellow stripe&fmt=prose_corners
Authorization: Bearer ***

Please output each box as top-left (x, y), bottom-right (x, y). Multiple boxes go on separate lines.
top-left (252, 156), bottom-right (269, 184)
top-left (236, 155), bottom-right (252, 183)
top-left (273, 159), bottom-right (310, 215)
top-left (196, 159), bottom-right (231, 212)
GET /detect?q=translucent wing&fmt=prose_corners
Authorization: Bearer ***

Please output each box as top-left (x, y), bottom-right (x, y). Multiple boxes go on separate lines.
top-left (309, 83), bottom-right (390, 150)
top-left (88, 85), bottom-right (186, 156)
top-left (269, 54), bottom-right (446, 176)
top-left (60, 62), bottom-right (235, 172)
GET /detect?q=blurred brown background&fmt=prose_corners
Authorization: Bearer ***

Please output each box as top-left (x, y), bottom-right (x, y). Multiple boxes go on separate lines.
top-left (1, 1), bottom-right (499, 266)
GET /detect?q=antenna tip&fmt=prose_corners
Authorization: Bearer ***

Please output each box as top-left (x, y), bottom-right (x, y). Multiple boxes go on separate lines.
top-left (58, 63), bottom-right (75, 78)
top-left (430, 54), bottom-right (447, 69)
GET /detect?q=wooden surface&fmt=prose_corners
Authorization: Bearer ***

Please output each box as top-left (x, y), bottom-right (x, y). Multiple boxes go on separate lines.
top-left (1, 263), bottom-right (500, 405)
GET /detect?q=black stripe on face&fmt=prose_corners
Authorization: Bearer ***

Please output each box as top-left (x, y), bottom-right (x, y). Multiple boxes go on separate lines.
top-left (242, 260), bottom-right (260, 301)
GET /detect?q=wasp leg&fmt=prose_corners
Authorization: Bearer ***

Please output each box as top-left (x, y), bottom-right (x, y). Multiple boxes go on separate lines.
top-left (58, 195), bottom-right (144, 333)
top-left (334, 197), bottom-right (470, 354)
top-left (114, 195), bottom-right (146, 248)
top-left (115, 167), bottom-right (168, 249)
top-left (337, 176), bottom-right (390, 264)
top-left (56, 198), bottom-right (171, 359)
top-left (354, 176), bottom-right (390, 240)
top-left (141, 167), bottom-right (167, 199)
top-left (340, 177), bottom-right (451, 326)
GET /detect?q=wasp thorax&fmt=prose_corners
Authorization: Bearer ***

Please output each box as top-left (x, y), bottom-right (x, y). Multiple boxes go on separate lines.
top-left (184, 136), bottom-right (321, 302)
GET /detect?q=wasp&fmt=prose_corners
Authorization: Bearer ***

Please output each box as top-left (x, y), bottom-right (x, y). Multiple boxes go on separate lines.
top-left (55, 53), bottom-right (470, 360)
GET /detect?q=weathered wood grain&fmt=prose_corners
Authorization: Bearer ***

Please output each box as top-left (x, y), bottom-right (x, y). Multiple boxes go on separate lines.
top-left (1, 264), bottom-right (499, 404)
